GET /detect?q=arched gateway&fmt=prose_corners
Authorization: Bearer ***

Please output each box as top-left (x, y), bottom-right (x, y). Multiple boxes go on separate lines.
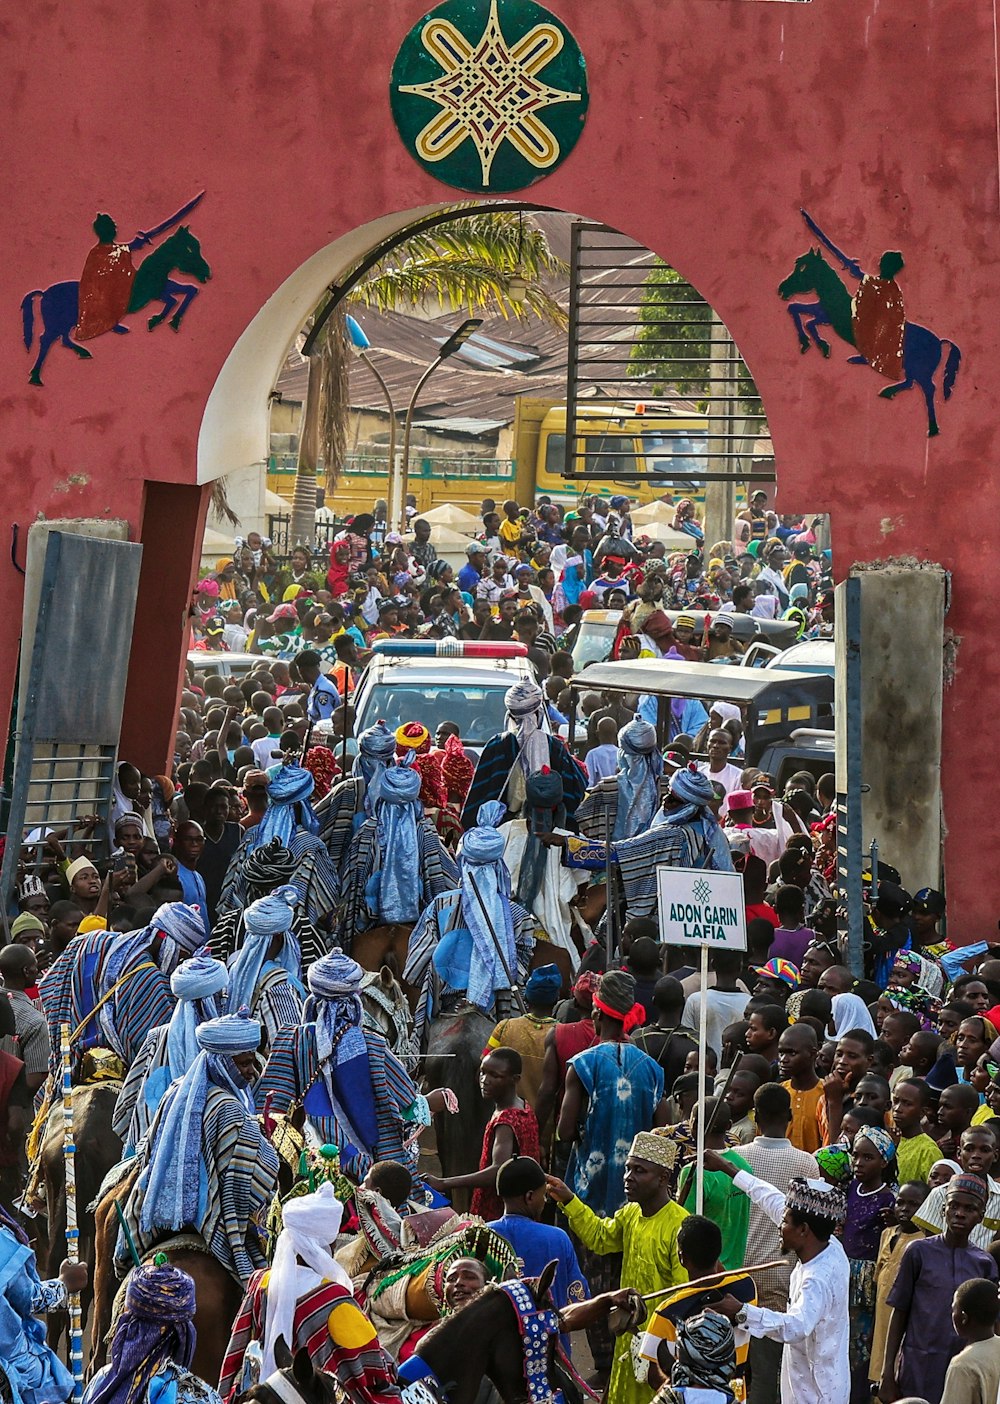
top-left (2, 0), bottom-right (997, 928)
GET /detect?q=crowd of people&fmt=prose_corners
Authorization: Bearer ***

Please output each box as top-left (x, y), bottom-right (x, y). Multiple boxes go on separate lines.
top-left (0, 489), bottom-right (992, 1404)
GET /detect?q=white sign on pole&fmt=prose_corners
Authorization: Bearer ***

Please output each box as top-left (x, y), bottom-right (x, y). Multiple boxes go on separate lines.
top-left (654, 866), bottom-right (747, 1216)
top-left (655, 866), bottom-right (748, 950)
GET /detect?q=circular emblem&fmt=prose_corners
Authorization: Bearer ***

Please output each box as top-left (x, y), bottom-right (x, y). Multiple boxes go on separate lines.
top-left (390, 0), bottom-right (589, 194)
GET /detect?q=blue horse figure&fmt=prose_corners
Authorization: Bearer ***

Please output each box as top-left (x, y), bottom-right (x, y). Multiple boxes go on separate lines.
top-left (22, 226), bottom-right (211, 385)
top-left (777, 244), bottom-right (961, 437)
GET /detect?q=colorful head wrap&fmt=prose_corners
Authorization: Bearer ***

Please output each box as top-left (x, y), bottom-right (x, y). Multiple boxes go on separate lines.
top-left (166, 954), bottom-right (229, 1082)
top-left (615, 720), bottom-right (663, 841)
top-left (672, 1310), bottom-right (737, 1396)
top-left (573, 970), bottom-right (601, 1000)
top-left (374, 763), bottom-right (423, 924)
top-left (395, 722), bottom-right (431, 754)
top-left (594, 970), bottom-right (645, 1034)
top-left (354, 720), bottom-right (397, 816)
top-left (815, 1145), bottom-right (853, 1185)
top-left (303, 746), bottom-right (338, 800)
top-left (453, 802), bottom-right (517, 1013)
top-left (196, 577), bottom-right (220, 597)
top-left (251, 764), bottom-right (319, 851)
top-left (856, 1125), bottom-right (896, 1164)
top-left (674, 613), bottom-right (697, 631)
top-left (84, 1263), bottom-right (197, 1404)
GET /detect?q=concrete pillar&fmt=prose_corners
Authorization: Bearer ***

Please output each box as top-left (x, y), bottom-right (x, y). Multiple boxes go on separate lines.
top-left (838, 563), bottom-right (947, 896)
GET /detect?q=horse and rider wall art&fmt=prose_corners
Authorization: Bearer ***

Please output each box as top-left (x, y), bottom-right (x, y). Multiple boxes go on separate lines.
top-left (21, 191), bottom-right (211, 386)
top-left (778, 208), bottom-right (961, 436)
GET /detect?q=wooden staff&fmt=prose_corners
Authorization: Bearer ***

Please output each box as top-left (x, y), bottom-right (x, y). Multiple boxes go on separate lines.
top-left (60, 1026), bottom-right (84, 1400)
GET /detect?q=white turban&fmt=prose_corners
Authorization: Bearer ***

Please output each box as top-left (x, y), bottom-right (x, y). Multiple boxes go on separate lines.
top-left (263, 1182), bottom-right (353, 1376)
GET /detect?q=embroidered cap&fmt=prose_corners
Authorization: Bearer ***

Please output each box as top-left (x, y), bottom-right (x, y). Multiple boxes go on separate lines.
top-left (628, 1132), bottom-right (679, 1171)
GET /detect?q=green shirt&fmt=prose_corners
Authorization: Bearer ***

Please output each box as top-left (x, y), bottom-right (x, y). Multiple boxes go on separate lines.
top-left (679, 1148), bottom-right (754, 1270)
top-left (562, 1195), bottom-right (688, 1404)
top-left (895, 1131), bottom-right (945, 1186)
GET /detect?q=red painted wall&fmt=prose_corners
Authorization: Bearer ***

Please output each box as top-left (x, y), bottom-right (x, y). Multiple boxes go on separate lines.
top-left (2, 1), bottom-right (997, 931)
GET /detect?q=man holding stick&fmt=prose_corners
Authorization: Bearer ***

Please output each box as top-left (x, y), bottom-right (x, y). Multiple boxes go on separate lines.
top-left (701, 1147), bottom-right (850, 1404)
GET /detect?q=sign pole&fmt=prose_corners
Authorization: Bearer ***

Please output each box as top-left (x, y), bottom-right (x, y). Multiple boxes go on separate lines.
top-left (695, 941), bottom-right (709, 1216)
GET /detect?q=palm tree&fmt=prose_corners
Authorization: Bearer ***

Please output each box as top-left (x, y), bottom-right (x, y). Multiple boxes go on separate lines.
top-left (290, 211), bottom-right (566, 544)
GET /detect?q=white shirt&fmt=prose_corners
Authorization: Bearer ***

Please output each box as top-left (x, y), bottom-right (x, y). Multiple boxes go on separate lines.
top-left (696, 760), bottom-right (744, 797)
top-left (252, 736), bottom-right (283, 771)
top-left (733, 1169), bottom-right (849, 1404)
top-left (681, 988), bottom-right (749, 1058)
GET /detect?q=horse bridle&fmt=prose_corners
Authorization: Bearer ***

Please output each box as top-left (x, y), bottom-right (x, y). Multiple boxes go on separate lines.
top-left (254, 1369), bottom-right (313, 1404)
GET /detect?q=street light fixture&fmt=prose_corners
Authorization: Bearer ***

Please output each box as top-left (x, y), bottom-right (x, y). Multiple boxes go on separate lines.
top-left (393, 317), bottom-right (483, 532)
top-left (345, 315), bottom-right (398, 517)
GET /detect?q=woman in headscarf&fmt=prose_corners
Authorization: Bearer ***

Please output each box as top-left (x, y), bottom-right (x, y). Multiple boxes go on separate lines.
top-left (841, 1124), bottom-right (897, 1393)
top-left (830, 992), bottom-right (877, 1039)
top-left (460, 678), bottom-right (587, 827)
top-left (403, 802), bottom-right (536, 1051)
top-left (82, 1262), bottom-right (220, 1404)
top-left (337, 764), bottom-right (459, 955)
top-left (113, 952), bottom-right (229, 1153)
top-left (124, 1012), bottom-right (279, 1283)
top-left (225, 886), bottom-right (304, 1052)
top-left (671, 499), bottom-right (704, 544)
top-left (219, 1182), bottom-right (398, 1404)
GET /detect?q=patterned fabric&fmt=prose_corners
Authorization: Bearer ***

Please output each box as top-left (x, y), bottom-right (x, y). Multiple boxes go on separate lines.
top-left (470, 1106), bottom-right (541, 1221)
top-left (82, 1264), bottom-right (197, 1404)
top-left (314, 775), bottom-right (367, 873)
top-left (564, 817), bottom-right (734, 920)
top-left (499, 1280), bottom-right (561, 1404)
top-left (575, 774), bottom-right (671, 841)
top-left (566, 1041), bottom-right (664, 1218)
top-left (256, 1023), bottom-right (421, 1180)
top-left (218, 828), bottom-right (340, 926)
top-left (403, 890), bottom-right (535, 1051)
top-left (218, 1271), bottom-right (400, 1404)
top-left (122, 1084), bottom-right (279, 1283)
top-left (39, 932), bottom-right (174, 1074)
top-left (461, 733), bottom-right (587, 828)
top-left (337, 818), bottom-right (459, 955)
top-left (210, 907), bottom-right (328, 972)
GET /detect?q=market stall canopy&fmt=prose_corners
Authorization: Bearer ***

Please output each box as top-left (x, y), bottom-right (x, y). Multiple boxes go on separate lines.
top-left (416, 503), bottom-right (482, 532)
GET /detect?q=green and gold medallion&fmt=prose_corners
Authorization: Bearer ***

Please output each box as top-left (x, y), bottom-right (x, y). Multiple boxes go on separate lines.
top-left (390, 0), bottom-right (589, 193)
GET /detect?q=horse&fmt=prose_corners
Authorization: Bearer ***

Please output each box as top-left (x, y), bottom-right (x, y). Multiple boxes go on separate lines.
top-left (39, 1083), bottom-right (123, 1348)
top-left (777, 245), bottom-right (961, 437)
top-left (421, 1006), bottom-right (495, 1194)
top-left (359, 965), bottom-right (418, 1068)
top-left (22, 226), bottom-right (211, 385)
top-left (353, 924), bottom-right (417, 1004)
top-left (236, 1336), bottom-right (337, 1404)
top-left (412, 1262), bottom-right (590, 1404)
top-left (90, 1164), bottom-right (241, 1387)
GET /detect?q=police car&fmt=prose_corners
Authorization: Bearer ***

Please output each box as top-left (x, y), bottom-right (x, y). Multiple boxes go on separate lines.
top-left (352, 640), bottom-right (548, 756)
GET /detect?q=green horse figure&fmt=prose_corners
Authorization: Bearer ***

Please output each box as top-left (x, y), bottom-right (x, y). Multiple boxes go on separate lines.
top-left (22, 225), bottom-right (211, 385)
top-left (778, 231), bottom-right (961, 437)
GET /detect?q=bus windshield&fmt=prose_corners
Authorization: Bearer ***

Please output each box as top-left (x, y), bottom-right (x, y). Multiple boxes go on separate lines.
top-left (642, 431), bottom-right (709, 481)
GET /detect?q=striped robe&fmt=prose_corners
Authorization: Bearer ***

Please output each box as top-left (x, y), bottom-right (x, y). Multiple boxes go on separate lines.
top-left (218, 1270), bottom-right (399, 1404)
top-left (575, 774), bottom-right (672, 840)
top-left (210, 907), bottom-right (329, 971)
top-left (120, 1084), bottom-right (279, 1283)
top-left (39, 933), bottom-right (174, 1074)
top-left (461, 733), bottom-right (587, 829)
top-left (314, 774), bottom-right (367, 875)
top-left (245, 966), bottom-right (304, 1053)
top-left (564, 817), bottom-right (734, 920)
top-left (336, 818), bottom-right (459, 955)
top-left (113, 995), bottom-right (222, 1149)
top-left (255, 1025), bottom-right (420, 1180)
top-left (218, 829), bottom-right (340, 926)
top-left (403, 890), bottom-right (536, 1052)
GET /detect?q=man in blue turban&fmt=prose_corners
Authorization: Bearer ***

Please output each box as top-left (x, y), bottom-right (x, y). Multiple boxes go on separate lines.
top-left (211, 839), bottom-right (329, 969)
top-left (404, 802), bottom-right (536, 1051)
top-left (257, 950), bottom-right (450, 1180)
top-left (39, 902), bottom-right (206, 1077)
top-left (314, 720), bottom-right (398, 875)
top-left (113, 951), bottom-right (229, 1153)
top-left (217, 764), bottom-right (339, 926)
top-left (547, 764), bottom-right (734, 923)
top-left (337, 761), bottom-right (459, 954)
top-left (224, 885), bottom-right (304, 1052)
top-left (121, 1012), bottom-right (279, 1283)
top-left (576, 719), bottom-right (666, 842)
top-left (82, 1261), bottom-right (220, 1404)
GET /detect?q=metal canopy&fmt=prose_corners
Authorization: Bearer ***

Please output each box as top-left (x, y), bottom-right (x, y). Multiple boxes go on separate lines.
top-left (576, 658), bottom-right (834, 707)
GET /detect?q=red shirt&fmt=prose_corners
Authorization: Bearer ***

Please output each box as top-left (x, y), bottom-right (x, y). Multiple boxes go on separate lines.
top-left (471, 1105), bottom-right (541, 1221)
top-left (746, 901), bottom-right (779, 928)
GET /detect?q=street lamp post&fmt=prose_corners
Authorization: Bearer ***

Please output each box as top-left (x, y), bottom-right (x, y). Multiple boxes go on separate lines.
top-left (395, 318), bottom-right (483, 533)
top-left (346, 316), bottom-right (398, 523)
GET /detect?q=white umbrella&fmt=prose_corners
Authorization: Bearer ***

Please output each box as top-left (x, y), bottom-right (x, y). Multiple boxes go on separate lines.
top-left (630, 499), bottom-right (678, 525)
top-left (631, 520), bottom-right (693, 549)
top-left (417, 503), bottom-right (482, 533)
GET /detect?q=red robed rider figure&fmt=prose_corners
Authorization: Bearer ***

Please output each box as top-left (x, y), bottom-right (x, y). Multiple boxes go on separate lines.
top-left (74, 212), bottom-right (148, 341)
